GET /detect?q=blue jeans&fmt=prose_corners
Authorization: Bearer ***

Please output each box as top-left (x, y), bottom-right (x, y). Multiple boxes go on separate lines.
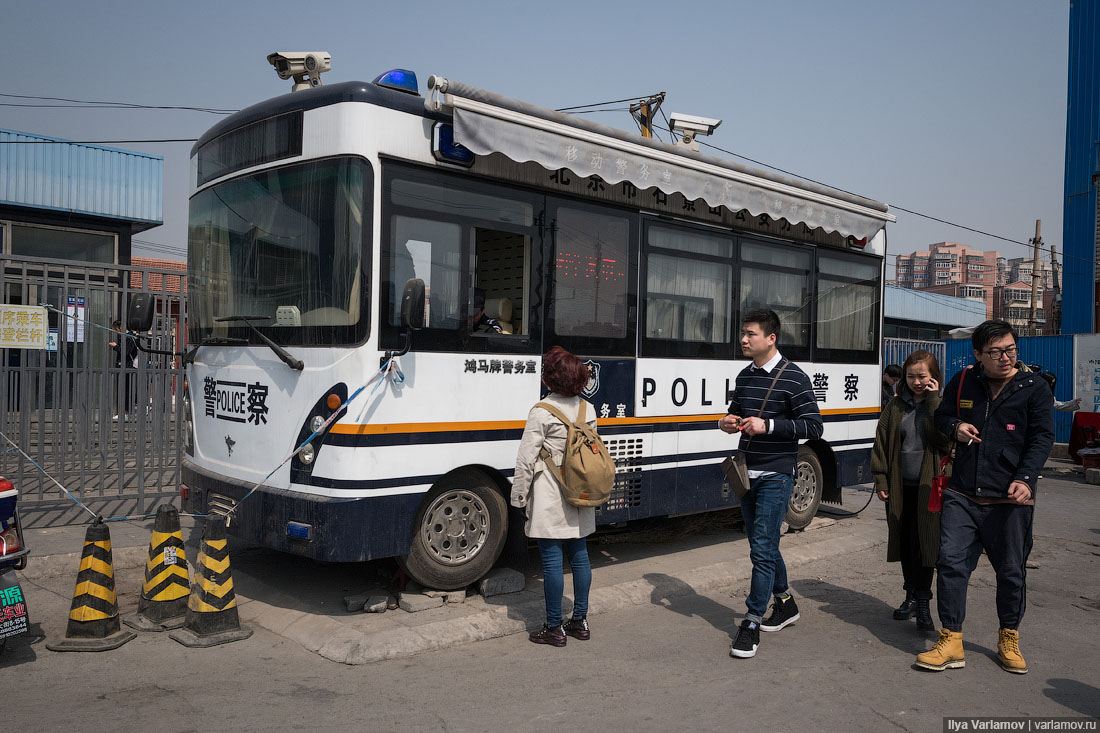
top-left (739, 473), bottom-right (794, 622)
top-left (536, 538), bottom-right (592, 628)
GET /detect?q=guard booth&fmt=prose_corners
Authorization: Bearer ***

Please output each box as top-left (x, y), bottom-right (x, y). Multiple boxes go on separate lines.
top-left (0, 129), bottom-right (182, 524)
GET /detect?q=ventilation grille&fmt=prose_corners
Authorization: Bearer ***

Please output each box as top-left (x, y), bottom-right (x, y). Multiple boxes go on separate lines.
top-left (207, 493), bottom-right (238, 517)
top-left (599, 437), bottom-right (644, 513)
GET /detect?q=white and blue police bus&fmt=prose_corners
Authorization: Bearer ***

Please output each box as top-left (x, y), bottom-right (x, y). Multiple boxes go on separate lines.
top-left (181, 57), bottom-right (894, 589)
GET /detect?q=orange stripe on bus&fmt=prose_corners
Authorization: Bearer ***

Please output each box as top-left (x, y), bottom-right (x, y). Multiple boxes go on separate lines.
top-left (328, 407), bottom-right (877, 435)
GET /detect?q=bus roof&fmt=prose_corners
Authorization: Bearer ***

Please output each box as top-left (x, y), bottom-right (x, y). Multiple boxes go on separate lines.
top-left (195, 76), bottom-right (894, 242)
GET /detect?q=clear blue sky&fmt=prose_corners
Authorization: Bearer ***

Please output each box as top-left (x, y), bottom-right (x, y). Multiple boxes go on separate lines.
top-left (2, 0), bottom-right (1069, 273)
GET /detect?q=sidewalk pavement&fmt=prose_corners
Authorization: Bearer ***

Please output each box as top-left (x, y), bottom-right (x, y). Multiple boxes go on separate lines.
top-left (17, 455), bottom-right (1090, 665)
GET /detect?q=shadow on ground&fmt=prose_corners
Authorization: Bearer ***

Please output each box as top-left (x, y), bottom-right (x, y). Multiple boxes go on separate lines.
top-left (644, 572), bottom-right (738, 638)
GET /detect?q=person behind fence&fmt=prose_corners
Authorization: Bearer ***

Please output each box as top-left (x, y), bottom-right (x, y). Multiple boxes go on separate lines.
top-left (108, 320), bottom-right (138, 420)
top-left (871, 350), bottom-right (950, 633)
top-left (882, 364), bottom-right (903, 408)
top-left (511, 346), bottom-right (595, 647)
top-left (719, 308), bottom-right (823, 660)
top-left (915, 320), bottom-right (1054, 674)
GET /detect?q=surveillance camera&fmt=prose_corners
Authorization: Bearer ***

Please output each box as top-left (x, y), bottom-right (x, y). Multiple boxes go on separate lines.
top-left (266, 52), bottom-right (332, 91)
top-left (668, 113), bottom-right (722, 137)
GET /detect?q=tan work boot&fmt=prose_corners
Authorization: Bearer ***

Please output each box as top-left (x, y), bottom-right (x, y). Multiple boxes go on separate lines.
top-left (997, 628), bottom-right (1028, 674)
top-left (915, 629), bottom-right (965, 671)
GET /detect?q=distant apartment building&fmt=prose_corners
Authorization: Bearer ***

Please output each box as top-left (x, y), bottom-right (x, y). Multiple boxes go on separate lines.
top-left (895, 242), bottom-right (1002, 319)
top-left (993, 280), bottom-right (1049, 336)
top-left (1006, 256), bottom-right (1058, 290)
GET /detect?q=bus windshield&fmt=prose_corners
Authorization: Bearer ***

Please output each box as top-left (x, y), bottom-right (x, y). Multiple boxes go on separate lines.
top-left (187, 157), bottom-right (371, 346)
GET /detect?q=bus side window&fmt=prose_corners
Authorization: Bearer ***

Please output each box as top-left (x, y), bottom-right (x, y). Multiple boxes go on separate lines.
top-left (738, 239), bottom-right (812, 362)
top-left (468, 227), bottom-right (530, 337)
top-left (642, 224), bottom-right (734, 359)
top-left (815, 252), bottom-right (881, 363)
top-left (389, 216), bottom-right (463, 330)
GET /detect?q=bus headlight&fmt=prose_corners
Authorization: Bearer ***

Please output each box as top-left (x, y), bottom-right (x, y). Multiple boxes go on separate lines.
top-left (310, 415), bottom-right (325, 433)
top-left (298, 443), bottom-right (316, 464)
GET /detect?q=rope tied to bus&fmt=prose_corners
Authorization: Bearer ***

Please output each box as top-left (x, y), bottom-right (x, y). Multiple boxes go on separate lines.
top-left (223, 356), bottom-right (403, 525)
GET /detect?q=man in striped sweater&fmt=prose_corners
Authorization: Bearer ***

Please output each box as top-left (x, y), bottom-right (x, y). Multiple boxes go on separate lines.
top-left (720, 308), bottom-right (824, 659)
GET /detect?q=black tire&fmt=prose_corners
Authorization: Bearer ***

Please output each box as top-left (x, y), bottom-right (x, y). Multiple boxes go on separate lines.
top-left (786, 447), bottom-right (823, 530)
top-left (398, 469), bottom-right (509, 590)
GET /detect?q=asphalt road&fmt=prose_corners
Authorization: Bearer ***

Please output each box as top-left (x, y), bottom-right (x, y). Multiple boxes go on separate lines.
top-left (5, 475), bottom-right (1099, 732)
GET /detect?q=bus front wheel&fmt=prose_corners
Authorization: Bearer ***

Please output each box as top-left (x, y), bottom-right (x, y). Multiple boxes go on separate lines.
top-left (786, 447), bottom-right (823, 531)
top-left (399, 469), bottom-right (508, 591)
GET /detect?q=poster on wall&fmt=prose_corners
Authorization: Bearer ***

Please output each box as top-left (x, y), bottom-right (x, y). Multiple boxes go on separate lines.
top-left (65, 296), bottom-right (86, 343)
top-left (1074, 334), bottom-right (1100, 414)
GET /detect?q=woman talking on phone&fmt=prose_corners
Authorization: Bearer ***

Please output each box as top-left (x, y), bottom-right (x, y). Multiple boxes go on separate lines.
top-left (871, 350), bottom-right (951, 632)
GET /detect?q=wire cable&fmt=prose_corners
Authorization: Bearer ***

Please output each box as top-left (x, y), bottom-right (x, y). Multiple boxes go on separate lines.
top-left (0, 92), bottom-right (236, 114)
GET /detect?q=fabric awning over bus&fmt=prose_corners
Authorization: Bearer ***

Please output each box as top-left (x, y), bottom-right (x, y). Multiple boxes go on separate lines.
top-left (427, 76), bottom-right (895, 242)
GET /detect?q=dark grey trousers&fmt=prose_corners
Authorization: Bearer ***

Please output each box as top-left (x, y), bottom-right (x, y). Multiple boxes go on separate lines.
top-left (936, 490), bottom-right (1034, 632)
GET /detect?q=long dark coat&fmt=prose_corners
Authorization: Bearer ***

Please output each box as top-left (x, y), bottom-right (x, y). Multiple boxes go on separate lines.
top-left (870, 386), bottom-right (951, 567)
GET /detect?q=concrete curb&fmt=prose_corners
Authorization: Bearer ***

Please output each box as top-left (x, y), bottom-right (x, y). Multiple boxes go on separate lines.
top-left (246, 526), bottom-right (884, 665)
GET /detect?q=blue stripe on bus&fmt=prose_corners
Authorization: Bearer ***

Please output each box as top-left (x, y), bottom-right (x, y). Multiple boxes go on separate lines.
top-left (302, 441), bottom-right (873, 490)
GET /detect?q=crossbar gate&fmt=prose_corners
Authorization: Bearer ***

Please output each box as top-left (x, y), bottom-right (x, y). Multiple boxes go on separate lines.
top-left (1, 253), bottom-right (187, 526)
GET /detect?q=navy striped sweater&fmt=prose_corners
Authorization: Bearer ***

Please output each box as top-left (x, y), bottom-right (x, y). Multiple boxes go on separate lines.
top-left (726, 357), bottom-right (823, 475)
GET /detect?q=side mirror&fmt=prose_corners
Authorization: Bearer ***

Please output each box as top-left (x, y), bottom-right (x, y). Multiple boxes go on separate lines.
top-left (400, 278), bottom-right (425, 330)
top-left (127, 293), bottom-right (155, 332)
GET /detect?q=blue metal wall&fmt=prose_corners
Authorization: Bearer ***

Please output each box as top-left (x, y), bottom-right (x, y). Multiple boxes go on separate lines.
top-left (0, 129), bottom-right (162, 225)
top-left (941, 335), bottom-right (1073, 442)
top-left (1062, 0), bottom-right (1099, 334)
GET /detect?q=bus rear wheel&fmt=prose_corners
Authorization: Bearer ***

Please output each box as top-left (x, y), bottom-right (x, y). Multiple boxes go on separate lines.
top-left (786, 447), bottom-right (823, 531)
top-left (399, 469), bottom-right (508, 591)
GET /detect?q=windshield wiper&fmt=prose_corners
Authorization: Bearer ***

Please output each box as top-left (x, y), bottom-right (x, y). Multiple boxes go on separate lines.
top-left (182, 336), bottom-right (248, 365)
top-left (215, 315), bottom-right (304, 371)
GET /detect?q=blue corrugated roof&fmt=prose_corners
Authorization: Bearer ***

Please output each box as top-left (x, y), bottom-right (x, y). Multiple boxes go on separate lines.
top-left (885, 285), bottom-right (986, 328)
top-left (0, 128), bottom-right (162, 225)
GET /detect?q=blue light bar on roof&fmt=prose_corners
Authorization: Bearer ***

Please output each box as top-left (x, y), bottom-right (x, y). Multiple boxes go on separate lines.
top-left (372, 69), bottom-right (419, 95)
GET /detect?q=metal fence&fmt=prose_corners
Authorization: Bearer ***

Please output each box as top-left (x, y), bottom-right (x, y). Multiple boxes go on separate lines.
top-left (1, 253), bottom-right (187, 526)
top-left (882, 338), bottom-right (946, 375)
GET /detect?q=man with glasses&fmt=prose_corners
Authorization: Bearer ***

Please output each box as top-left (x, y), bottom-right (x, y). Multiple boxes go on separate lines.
top-left (916, 321), bottom-right (1053, 674)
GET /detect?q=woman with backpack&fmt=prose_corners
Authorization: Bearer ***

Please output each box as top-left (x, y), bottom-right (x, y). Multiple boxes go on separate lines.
top-left (871, 349), bottom-right (951, 632)
top-left (511, 346), bottom-right (597, 647)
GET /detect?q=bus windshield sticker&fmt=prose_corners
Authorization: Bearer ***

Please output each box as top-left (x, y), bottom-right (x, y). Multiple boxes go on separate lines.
top-left (204, 377), bottom-right (271, 425)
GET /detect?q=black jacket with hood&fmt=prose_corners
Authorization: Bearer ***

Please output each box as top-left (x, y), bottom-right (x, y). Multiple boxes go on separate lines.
top-left (933, 362), bottom-right (1054, 500)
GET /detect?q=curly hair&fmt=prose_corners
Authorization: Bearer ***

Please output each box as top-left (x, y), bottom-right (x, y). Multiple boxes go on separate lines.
top-left (541, 346), bottom-right (589, 397)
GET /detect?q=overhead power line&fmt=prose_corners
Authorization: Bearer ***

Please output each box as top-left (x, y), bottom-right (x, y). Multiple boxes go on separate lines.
top-left (646, 123), bottom-right (1084, 267)
top-left (0, 139), bottom-right (197, 144)
top-left (0, 92), bottom-right (236, 114)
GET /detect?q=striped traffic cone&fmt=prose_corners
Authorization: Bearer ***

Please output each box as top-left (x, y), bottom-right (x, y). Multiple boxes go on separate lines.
top-left (169, 514), bottom-right (252, 647)
top-left (46, 516), bottom-right (136, 652)
top-left (124, 505), bottom-right (190, 631)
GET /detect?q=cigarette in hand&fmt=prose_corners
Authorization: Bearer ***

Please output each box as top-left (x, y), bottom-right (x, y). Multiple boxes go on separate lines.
top-left (967, 438), bottom-right (973, 446)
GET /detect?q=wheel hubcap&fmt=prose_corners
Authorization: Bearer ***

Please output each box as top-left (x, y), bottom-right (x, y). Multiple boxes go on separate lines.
top-left (421, 489), bottom-right (491, 566)
top-left (791, 461), bottom-right (818, 512)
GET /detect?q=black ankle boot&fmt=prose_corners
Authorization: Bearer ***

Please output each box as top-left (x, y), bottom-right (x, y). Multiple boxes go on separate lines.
top-left (893, 590), bottom-right (916, 620)
top-left (914, 591), bottom-right (934, 631)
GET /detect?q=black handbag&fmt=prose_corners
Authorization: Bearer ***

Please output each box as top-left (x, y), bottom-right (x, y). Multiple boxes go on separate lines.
top-left (722, 362), bottom-right (788, 498)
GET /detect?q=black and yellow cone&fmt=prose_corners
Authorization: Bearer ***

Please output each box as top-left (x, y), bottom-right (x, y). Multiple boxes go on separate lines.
top-left (124, 505), bottom-right (190, 631)
top-left (169, 514), bottom-right (252, 647)
top-left (46, 516), bottom-right (136, 652)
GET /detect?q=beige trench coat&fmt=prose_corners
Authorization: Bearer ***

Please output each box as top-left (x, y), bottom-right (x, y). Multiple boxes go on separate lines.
top-left (510, 393), bottom-right (597, 540)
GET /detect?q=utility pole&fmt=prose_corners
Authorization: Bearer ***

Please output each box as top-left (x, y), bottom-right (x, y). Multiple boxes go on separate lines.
top-left (1029, 219), bottom-right (1042, 336)
top-left (1051, 243), bottom-right (1062, 334)
top-left (630, 93), bottom-right (666, 140)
